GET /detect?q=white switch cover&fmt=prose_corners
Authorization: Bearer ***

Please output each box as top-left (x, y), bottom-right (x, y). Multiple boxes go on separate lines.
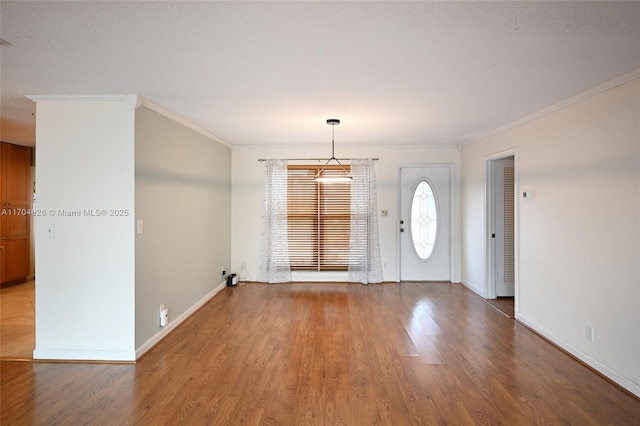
top-left (522, 190), bottom-right (534, 200)
top-left (137, 220), bottom-right (144, 234)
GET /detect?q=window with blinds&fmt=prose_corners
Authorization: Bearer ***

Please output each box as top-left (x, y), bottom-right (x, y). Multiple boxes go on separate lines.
top-left (287, 165), bottom-right (351, 271)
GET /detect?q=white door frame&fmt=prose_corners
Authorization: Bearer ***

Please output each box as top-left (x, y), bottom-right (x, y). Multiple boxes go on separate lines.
top-left (485, 149), bottom-right (519, 303)
top-left (397, 163), bottom-right (457, 283)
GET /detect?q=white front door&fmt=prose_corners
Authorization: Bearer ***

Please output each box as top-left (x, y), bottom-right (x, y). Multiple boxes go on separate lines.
top-left (399, 166), bottom-right (451, 281)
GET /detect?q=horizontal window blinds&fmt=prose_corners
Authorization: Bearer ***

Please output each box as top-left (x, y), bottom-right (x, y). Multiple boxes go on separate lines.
top-left (287, 165), bottom-right (351, 271)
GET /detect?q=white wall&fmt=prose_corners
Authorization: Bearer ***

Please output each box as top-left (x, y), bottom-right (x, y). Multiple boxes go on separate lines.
top-left (231, 144), bottom-right (460, 283)
top-left (135, 106), bottom-right (231, 350)
top-left (460, 78), bottom-right (640, 396)
top-left (33, 98), bottom-right (136, 361)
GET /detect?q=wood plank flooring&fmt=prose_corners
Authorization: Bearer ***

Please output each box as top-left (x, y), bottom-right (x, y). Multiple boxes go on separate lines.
top-left (483, 296), bottom-right (514, 318)
top-left (0, 280), bottom-right (35, 360)
top-left (2, 282), bottom-right (639, 425)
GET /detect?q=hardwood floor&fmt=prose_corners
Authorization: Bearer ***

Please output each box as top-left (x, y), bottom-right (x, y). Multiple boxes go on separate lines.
top-left (484, 296), bottom-right (514, 318)
top-left (1, 282), bottom-right (638, 424)
top-left (0, 280), bottom-right (35, 360)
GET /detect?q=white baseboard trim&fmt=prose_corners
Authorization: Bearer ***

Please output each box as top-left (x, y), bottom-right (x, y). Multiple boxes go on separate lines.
top-left (461, 279), bottom-right (485, 298)
top-left (516, 313), bottom-right (640, 398)
top-left (135, 280), bottom-right (227, 360)
top-left (33, 349), bottom-right (136, 362)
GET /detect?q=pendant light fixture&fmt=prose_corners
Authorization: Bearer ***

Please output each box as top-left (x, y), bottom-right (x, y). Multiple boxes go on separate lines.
top-left (314, 119), bottom-right (352, 183)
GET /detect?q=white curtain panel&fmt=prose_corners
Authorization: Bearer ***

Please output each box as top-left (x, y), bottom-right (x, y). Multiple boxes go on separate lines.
top-left (258, 159), bottom-right (292, 283)
top-left (348, 159), bottom-right (383, 284)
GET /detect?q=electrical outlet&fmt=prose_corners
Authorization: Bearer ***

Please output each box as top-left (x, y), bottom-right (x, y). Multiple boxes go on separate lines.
top-left (159, 305), bottom-right (169, 327)
top-left (221, 266), bottom-right (226, 276)
top-left (584, 325), bottom-right (595, 342)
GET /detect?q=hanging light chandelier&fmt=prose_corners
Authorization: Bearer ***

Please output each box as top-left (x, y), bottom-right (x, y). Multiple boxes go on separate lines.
top-left (314, 119), bottom-right (352, 183)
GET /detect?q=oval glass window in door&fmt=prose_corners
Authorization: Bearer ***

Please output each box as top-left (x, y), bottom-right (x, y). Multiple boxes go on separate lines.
top-left (410, 180), bottom-right (438, 260)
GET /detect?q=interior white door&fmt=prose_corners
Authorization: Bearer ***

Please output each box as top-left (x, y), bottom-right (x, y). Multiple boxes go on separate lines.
top-left (494, 157), bottom-right (515, 296)
top-left (400, 166), bottom-right (451, 281)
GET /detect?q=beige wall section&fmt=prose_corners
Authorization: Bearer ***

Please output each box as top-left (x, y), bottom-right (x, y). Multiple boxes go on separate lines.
top-left (135, 106), bottom-right (231, 349)
top-left (231, 144), bottom-right (461, 283)
top-left (460, 78), bottom-right (640, 396)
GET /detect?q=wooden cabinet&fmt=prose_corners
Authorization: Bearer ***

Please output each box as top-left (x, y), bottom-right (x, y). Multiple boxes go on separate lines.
top-left (1, 142), bottom-right (33, 285)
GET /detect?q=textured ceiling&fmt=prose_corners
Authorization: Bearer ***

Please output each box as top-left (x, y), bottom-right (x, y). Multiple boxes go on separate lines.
top-left (1, 1), bottom-right (639, 147)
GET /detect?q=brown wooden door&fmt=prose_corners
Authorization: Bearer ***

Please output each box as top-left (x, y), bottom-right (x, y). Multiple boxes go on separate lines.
top-left (2, 236), bottom-right (29, 282)
top-left (1, 212), bottom-right (30, 283)
top-left (1, 142), bottom-right (32, 285)
top-left (0, 143), bottom-right (3, 281)
top-left (2, 143), bottom-right (32, 205)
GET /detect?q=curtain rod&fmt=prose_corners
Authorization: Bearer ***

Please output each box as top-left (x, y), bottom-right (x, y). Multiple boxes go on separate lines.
top-left (258, 158), bottom-right (378, 162)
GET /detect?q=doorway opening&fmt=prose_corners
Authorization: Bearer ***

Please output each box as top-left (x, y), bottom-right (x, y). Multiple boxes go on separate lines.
top-left (485, 151), bottom-right (517, 317)
top-left (0, 142), bottom-right (36, 360)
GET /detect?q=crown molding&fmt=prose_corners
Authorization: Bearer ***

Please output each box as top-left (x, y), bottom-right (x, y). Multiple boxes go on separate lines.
top-left (138, 96), bottom-right (231, 148)
top-left (461, 67), bottom-right (640, 147)
top-left (26, 94), bottom-right (132, 103)
top-left (26, 93), bottom-right (232, 148)
top-left (233, 142), bottom-right (459, 150)
top-left (25, 93), bottom-right (141, 108)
